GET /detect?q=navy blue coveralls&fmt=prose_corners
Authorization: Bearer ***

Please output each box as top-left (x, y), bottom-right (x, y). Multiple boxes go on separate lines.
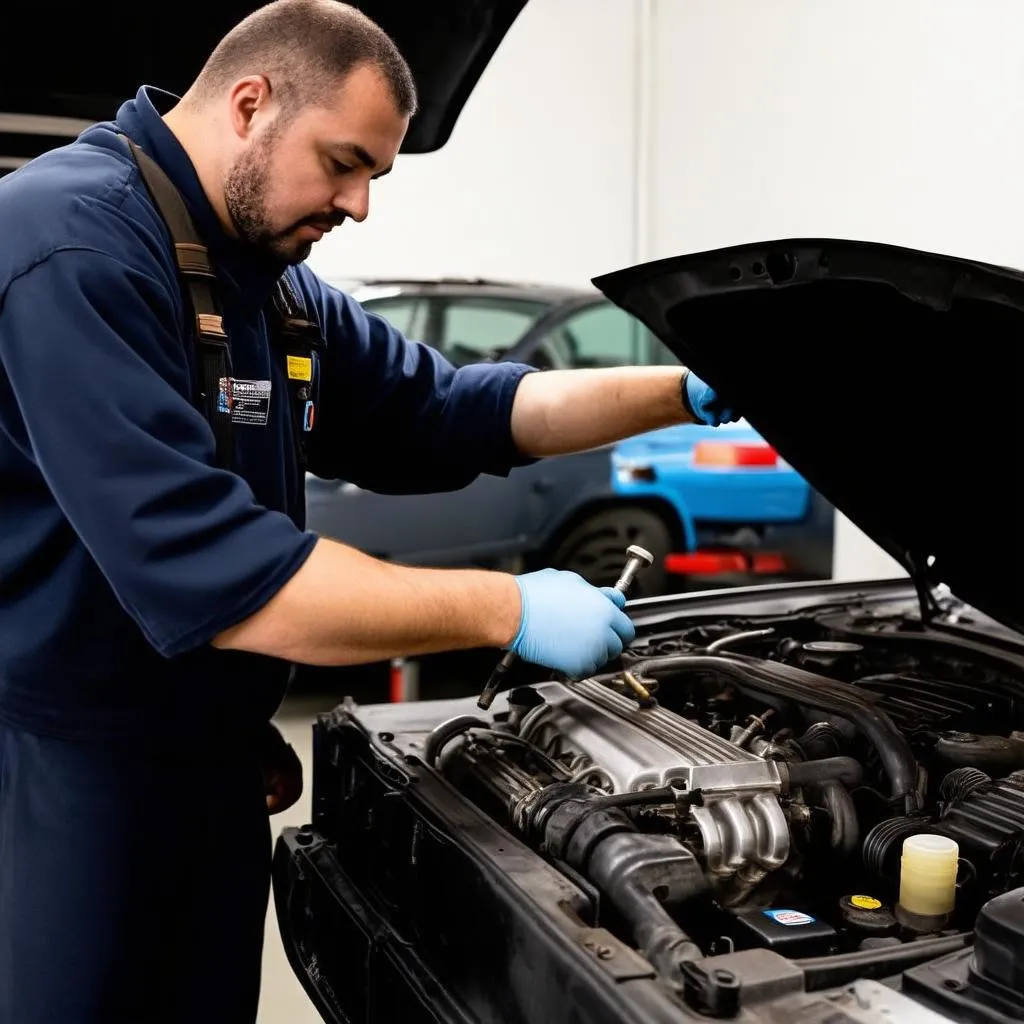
top-left (0, 87), bottom-right (534, 1023)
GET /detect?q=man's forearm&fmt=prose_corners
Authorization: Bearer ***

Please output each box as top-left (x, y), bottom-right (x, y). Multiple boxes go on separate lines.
top-left (510, 366), bottom-right (694, 457)
top-left (212, 538), bottom-right (521, 665)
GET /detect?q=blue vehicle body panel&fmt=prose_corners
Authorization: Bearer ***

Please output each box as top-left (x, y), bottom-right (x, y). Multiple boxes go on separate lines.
top-left (611, 421), bottom-right (810, 527)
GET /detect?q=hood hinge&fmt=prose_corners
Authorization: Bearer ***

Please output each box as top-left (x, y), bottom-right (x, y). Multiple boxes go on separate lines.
top-left (907, 551), bottom-right (940, 624)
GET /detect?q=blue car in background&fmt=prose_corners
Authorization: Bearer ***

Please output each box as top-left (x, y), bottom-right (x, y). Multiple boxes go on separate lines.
top-left (306, 278), bottom-right (833, 596)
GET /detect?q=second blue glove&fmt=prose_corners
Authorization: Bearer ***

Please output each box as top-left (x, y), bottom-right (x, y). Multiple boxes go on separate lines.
top-left (684, 370), bottom-right (738, 426)
top-left (508, 568), bottom-right (637, 679)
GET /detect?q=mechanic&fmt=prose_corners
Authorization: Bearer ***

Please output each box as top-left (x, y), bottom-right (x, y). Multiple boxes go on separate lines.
top-left (0, 2), bottom-right (736, 1021)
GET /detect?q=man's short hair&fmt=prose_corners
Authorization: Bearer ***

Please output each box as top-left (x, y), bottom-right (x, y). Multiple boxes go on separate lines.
top-left (190, 0), bottom-right (417, 118)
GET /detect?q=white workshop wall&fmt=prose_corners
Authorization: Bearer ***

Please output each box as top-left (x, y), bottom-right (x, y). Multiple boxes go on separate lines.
top-left (644, 0), bottom-right (1024, 269)
top-left (307, 0), bottom-right (641, 288)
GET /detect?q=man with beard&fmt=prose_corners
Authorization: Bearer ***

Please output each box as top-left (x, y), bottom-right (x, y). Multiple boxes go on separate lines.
top-left (0, 1), bottom-right (736, 1020)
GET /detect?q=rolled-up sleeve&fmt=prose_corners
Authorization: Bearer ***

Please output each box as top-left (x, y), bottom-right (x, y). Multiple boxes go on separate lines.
top-left (0, 248), bottom-right (315, 657)
top-left (303, 275), bottom-right (538, 493)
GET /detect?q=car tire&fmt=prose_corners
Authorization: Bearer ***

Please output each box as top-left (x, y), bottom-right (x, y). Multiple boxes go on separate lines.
top-left (547, 507), bottom-right (672, 598)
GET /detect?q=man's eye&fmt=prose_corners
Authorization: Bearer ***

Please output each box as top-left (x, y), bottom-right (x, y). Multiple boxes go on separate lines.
top-left (332, 160), bottom-right (353, 175)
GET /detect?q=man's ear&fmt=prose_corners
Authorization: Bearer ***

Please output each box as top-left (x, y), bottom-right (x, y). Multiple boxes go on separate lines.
top-left (226, 75), bottom-right (273, 140)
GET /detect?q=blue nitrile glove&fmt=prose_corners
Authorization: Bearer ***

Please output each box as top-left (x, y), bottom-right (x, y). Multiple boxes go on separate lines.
top-left (508, 568), bottom-right (637, 679)
top-left (683, 369), bottom-right (739, 426)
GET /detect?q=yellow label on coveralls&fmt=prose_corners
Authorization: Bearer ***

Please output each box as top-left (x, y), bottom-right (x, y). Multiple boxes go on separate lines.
top-left (286, 355), bottom-right (312, 381)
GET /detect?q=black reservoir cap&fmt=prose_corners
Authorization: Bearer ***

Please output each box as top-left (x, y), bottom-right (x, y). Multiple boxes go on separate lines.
top-left (731, 907), bottom-right (838, 958)
top-left (838, 894), bottom-right (898, 936)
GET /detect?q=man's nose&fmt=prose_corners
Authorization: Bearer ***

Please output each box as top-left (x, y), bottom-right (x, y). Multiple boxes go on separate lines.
top-left (334, 182), bottom-right (369, 224)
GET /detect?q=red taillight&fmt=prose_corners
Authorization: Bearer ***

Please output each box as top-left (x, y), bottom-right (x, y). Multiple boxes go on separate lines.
top-left (751, 552), bottom-right (787, 574)
top-left (664, 550), bottom-right (789, 575)
top-left (665, 551), bottom-right (749, 574)
top-left (692, 441), bottom-right (778, 467)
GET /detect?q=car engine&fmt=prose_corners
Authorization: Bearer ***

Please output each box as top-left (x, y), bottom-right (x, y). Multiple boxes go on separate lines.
top-left (421, 597), bottom-right (1024, 991)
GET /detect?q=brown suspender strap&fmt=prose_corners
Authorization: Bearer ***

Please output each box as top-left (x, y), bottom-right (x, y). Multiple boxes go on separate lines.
top-left (121, 136), bottom-right (234, 471)
top-left (268, 277), bottom-right (325, 469)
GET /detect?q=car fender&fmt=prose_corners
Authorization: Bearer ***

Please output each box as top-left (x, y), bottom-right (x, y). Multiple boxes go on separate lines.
top-left (606, 477), bottom-right (698, 551)
top-left (612, 422), bottom-right (811, 526)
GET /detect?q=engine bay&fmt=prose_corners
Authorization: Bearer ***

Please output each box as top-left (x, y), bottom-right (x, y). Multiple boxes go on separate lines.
top-left (424, 593), bottom-right (1024, 998)
top-left (282, 585), bottom-right (1024, 1021)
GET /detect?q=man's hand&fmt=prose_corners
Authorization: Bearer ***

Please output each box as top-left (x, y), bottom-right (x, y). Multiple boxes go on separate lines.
top-left (682, 369), bottom-right (738, 426)
top-left (260, 723), bottom-right (303, 815)
top-left (508, 569), bottom-right (636, 678)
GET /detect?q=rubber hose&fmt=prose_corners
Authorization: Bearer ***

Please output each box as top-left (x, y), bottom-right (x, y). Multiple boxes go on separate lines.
top-left (629, 654), bottom-right (919, 812)
top-left (787, 756), bottom-right (864, 789)
top-left (939, 767), bottom-right (991, 805)
top-left (422, 715), bottom-right (489, 766)
top-left (584, 831), bottom-right (706, 985)
top-left (862, 816), bottom-right (940, 880)
top-left (599, 875), bottom-right (703, 984)
top-left (632, 901), bottom-right (704, 984)
top-left (815, 780), bottom-right (859, 857)
top-left (797, 933), bottom-right (972, 992)
top-left (796, 721), bottom-right (848, 759)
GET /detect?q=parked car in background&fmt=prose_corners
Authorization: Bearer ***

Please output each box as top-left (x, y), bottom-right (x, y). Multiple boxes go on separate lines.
top-left (305, 278), bottom-right (833, 595)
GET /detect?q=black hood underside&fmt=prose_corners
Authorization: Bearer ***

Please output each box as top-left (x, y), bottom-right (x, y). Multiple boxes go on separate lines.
top-left (594, 238), bottom-right (1024, 635)
top-left (1, 1), bottom-right (527, 165)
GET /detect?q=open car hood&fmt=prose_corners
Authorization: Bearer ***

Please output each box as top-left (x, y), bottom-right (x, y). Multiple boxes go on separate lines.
top-left (594, 239), bottom-right (1024, 634)
top-left (1, 0), bottom-right (527, 169)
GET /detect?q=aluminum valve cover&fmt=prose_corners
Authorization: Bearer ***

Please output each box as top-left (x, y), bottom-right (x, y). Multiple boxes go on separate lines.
top-left (518, 679), bottom-right (790, 890)
top-left (520, 679), bottom-right (783, 794)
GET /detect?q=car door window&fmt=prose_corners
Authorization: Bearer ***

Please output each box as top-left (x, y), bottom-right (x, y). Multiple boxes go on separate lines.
top-left (558, 302), bottom-right (677, 367)
top-left (527, 327), bottom-right (576, 370)
top-left (437, 298), bottom-right (547, 365)
top-left (360, 297), bottom-right (425, 339)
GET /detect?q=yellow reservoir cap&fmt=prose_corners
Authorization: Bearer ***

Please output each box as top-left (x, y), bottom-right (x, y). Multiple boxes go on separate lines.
top-left (850, 895), bottom-right (882, 910)
top-left (898, 834), bottom-right (959, 917)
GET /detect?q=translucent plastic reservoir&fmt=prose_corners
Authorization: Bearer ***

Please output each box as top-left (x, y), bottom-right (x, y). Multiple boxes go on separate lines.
top-left (898, 834), bottom-right (959, 918)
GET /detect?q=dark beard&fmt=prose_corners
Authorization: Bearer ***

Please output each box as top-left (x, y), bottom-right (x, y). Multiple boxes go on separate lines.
top-left (223, 133), bottom-right (313, 266)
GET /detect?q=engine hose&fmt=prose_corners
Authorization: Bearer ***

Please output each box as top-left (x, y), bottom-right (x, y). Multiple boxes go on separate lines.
top-left (628, 653), bottom-right (920, 812)
top-left (422, 716), bottom-right (490, 766)
top-left (939, 766), bottom-right (991, 805)
top-left (528, 790), bottom-right (707, 986)
top-left (862, 816), bottom-right (940, 880)
top-left (629, 891), bottom-right (704, 985)
top-left (585, 832), bottom-right (705, 985)
top-left (796, 721), bottom-right (848, 759)
top-left (796, 932), bottom-right (972, 992)
top-left (780, 758), bottom-right (861, 856)
top-left (815, 780), bottom-right (859, 857)
top-left (786, 756), bottom-right (863, 789)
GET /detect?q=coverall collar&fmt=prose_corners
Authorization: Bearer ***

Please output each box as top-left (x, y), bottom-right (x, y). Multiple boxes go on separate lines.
top-left (115, 85), bottom-right (289, 313)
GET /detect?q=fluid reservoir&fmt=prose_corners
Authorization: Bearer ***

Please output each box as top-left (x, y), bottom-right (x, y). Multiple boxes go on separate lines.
top-left (895, 834), bottom-right (959, 932)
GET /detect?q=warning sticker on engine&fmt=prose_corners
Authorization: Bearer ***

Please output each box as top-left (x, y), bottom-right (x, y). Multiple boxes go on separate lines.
top-left (219, 378), bottom-right (272, 427)
top-left (763, 909), bottom-right (815, 927)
